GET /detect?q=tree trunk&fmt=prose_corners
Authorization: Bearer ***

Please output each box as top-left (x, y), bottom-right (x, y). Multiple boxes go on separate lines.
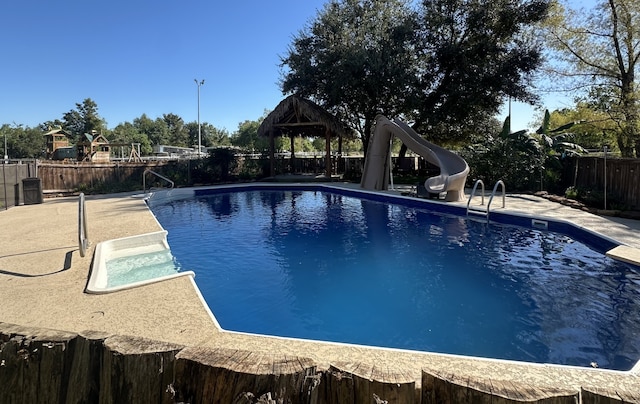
top-left (620, 70), bottom-right (638, 157)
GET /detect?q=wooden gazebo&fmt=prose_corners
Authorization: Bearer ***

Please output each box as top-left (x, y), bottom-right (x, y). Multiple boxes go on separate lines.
top-left (257, 95), bottom-right (354, 178)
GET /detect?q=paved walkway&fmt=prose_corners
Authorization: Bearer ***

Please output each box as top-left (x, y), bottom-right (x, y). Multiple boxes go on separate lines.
top-left (1, 184), bottom-right (639, 395)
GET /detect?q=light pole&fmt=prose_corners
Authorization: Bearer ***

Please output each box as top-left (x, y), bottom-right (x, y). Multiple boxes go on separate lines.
top-left (3, 130), bottom-right (7, 163)
top-left (194, 79), bottom-right (205, 157)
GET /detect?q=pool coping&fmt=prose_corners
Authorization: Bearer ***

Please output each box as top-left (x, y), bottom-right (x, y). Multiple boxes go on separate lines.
top-left (607, 245), bottom-right (640, 266)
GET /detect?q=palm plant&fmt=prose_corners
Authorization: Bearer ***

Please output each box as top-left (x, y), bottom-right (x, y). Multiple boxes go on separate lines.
top-left (536, 110), bottom-right (586, 159)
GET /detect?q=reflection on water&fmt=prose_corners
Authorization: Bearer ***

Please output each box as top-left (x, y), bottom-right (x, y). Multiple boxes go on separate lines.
top-left (150, 189), bottom-right (640, 370)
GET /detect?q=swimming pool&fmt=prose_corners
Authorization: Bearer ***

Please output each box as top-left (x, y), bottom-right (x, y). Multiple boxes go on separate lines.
top-left (147, 185), bottom-right (640, 371)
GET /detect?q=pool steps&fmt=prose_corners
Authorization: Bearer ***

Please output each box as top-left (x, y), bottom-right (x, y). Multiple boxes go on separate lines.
top-left (86, 230), bottom-right (195, 294)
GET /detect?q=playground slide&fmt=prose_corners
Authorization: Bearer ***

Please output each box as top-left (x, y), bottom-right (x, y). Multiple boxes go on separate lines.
top-left (360, 115), bottom-right (469, 202)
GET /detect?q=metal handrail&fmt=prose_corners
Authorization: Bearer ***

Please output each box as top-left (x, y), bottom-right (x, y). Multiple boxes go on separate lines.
top-left (143, 169), bottom-right (175, 193)
top-left (487, 180), bottom-right (506, 213)
top-left (466, 179), bottom-right (485, 214)
top-left (78, 193), bottom-right (89, 257)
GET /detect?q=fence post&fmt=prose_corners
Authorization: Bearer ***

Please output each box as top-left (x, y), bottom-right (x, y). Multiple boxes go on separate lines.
top-left (603, 146), bottom-right (608, 210)
top-left (1, 162), bottom-right (6, 210)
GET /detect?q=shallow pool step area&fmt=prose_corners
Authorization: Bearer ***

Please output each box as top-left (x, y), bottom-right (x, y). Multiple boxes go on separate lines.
top-left (86, 230), bottom-right (195, 294)
top-left (606, 245), bottom-right (640, 267)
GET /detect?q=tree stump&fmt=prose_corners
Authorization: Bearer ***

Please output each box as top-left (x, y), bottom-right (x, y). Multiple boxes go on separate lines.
top-left (313, 362), bottom-right (416, 404)
top-left (0, 323), bottom-right (77, 404)
top-left (581, 386), bottom-right (640, 403)
top-left (172, 346), bottom-right (317, 404)
top-left (421, 370), bottom-right (581, 403)
top-left (99, 334), bottom-right (184, 404)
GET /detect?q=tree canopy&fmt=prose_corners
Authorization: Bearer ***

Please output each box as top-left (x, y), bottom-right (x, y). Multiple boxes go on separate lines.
top-left (281, 0), bottom-right (416, 153)
top-left (2, 98), bottom-right (237, 159)
top-left (411, 0), bottom-right (548, 141)
top-left (545, 0), bottom-right (640, 156)
top-left (60, 98), bottom-right (106, 142)
top-left (0, 124), bottom-right (44, 159)
top-left (280, 0), bottom-right (549, 152)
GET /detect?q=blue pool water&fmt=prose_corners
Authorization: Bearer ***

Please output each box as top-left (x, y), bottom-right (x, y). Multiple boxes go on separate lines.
top-left (106, 250), bottom-right (179, 288)
top-left (149, 188), bottom-right (640, 370)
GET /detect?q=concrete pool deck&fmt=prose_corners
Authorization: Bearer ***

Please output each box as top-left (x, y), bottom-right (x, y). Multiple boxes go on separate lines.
top-left (1, 184), bottom-right (639, 398)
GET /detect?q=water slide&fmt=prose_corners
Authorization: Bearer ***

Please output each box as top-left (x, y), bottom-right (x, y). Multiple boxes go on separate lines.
top-left (360, 115), bottom-right (469, 202)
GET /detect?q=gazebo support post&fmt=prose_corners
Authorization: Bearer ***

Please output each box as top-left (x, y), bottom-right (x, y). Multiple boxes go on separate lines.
top-left (290, 135), bottom-right (295, 174)
top-left (325, 127), bottom-right (331, 179)
top-left (269, 129), bottom-right (275, 177)
top-left (338, 134), bottom-right (343, 174)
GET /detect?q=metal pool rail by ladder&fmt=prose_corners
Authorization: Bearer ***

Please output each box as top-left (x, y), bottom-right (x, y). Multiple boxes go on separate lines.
top-left (143, 169), bottom-right (174, 193)
top-left (467, 180), bottom-right (506, 222)
top-left (78, 193), bottom-right (89, 257)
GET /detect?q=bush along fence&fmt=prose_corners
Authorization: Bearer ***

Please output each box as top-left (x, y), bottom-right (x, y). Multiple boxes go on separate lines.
top-left (562, 156), bottom-right (640, 211)
top-left (3, 323), bottom-right (637, 403)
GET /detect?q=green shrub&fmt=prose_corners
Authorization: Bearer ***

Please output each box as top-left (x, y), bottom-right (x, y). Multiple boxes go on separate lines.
top-left (565, 186), bottom-right (578, 199)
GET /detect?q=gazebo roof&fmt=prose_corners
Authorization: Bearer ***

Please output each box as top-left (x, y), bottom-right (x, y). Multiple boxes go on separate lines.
top-left (257, 95), bottom-right (354, 139)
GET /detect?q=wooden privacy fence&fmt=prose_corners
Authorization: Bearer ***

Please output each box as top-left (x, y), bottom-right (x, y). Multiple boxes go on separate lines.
top-left (37, 156), bottom-right (434, 193)
top-left (563, 156), bottom-right (640, 210)
top-left (38, 161), bottom-right (181, 192)
top-left (34, 156), bottom-right (640, 211)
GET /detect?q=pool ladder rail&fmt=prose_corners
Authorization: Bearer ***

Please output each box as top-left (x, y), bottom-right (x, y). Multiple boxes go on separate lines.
top-left (78, 193), bottom-right (89, 257)
top-left (143, 169), bottom-right (175, 193)
top-left (466, 180), bottom-right (505, 222)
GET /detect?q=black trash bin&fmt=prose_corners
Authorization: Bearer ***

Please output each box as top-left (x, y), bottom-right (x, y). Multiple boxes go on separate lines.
top-left (23, 177), bottom-right (43, 205)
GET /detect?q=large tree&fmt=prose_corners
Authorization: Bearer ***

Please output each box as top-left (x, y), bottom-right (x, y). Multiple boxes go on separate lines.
top-left (62, 98), bottom-right (106, 141)
top-left (280, 0), bottom-right (548, 153)
top-left (281, 0), bottom-right (417, 154)
top-left (546, 0), bottom-right (640, 157)
top-left (410, 0), bottom-right (548, 143)
top-left (231, 119), bottom-right (266, 152)
top-left (111, 121), bottom-right (153, 155)
top-left (0, 124), bottom-right (45, 159)
top-left (133, 114), bottom-right (169, 146)
top-left (547, 102), bottom-right (618, 150)
top-left (185, 122), bottom-right (231, 148)
top-left (163, 113), bottom-right (188, 147)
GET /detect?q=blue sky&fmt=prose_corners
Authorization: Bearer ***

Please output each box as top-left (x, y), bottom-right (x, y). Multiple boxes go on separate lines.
top-left (1, 0), bottom-right (326, 132)
top-left (2, 0), bottom-right (572, 134)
